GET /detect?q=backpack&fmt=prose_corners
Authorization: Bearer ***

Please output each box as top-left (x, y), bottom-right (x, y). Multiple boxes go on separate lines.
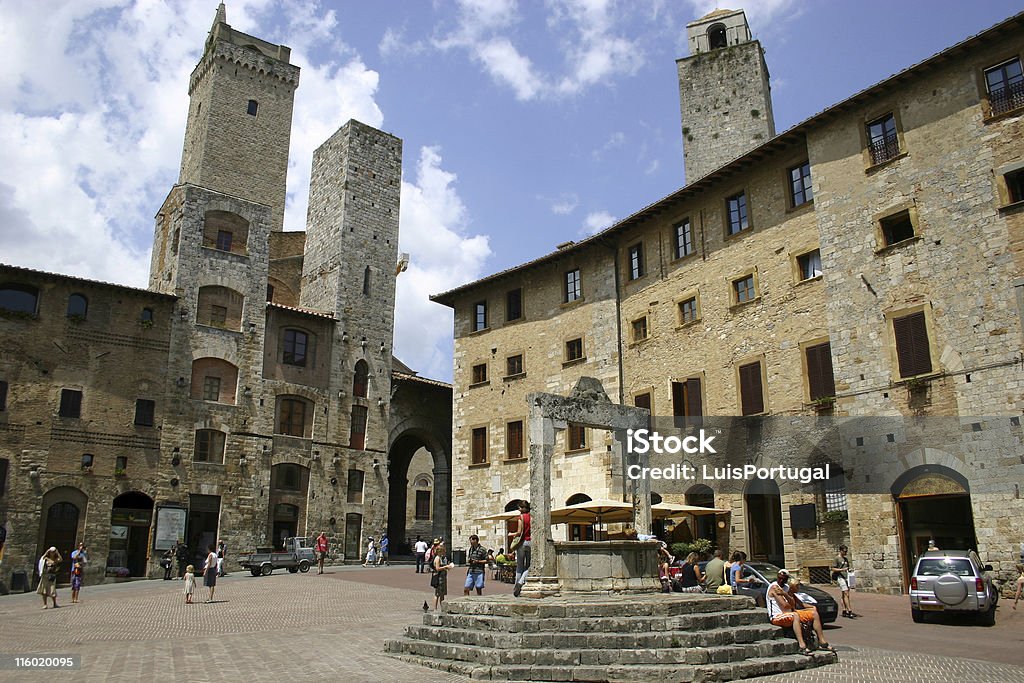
top-left (425, 547), bottom-right (435, 570)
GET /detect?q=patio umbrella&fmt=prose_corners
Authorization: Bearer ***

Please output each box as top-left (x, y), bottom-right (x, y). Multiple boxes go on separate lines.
top-left (548, 499), bottom-right (635, 526)
top-left (474, 511), bottom-right (521, 522)
top-left (651, 502), bottom-right (728, 519)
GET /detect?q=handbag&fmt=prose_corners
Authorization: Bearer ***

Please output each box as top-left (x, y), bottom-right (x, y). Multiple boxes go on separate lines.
top-left (716, 584), bottom-right (733, 595)
top-left (430, 572), bottom-right (440, 588)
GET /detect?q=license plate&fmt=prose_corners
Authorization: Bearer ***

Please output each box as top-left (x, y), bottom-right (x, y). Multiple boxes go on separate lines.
top-left (920, 604), bottom-right (944, 611)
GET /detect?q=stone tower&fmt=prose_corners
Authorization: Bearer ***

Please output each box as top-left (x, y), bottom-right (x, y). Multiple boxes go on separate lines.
top-left (676, 8), bottom-right (775, 182)
top-left (178, 3), bottom-right (298, 232)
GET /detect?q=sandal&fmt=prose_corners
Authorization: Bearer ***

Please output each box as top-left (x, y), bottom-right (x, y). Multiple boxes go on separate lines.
top-left (818, 642), bottom-right (836, 653)
top-left (798, 647), bottom-right (814, 656)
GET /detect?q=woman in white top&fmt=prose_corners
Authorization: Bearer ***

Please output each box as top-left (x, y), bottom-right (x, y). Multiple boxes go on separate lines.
top-left (202, 544), bottom-right (219, 603)
top-left (363, 537), bottom-right (377, 567)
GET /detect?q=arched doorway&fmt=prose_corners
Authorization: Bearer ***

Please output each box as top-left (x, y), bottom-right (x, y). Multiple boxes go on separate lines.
top-left (686, 484), bottom-right (717, 541)
top-left (566, 493), bottom-right (593, 541)
top-left (892, 465), bottom-right (978, 587)
top-left (744, 478), bottom-right (783, 566)
top-left (387, 430), bottom-right (450, 554)
top-left (38, 487), bottom-right (88, 583)
top-left (269, 463), bottom-right (308, 549)
top-left (109, 491), bottom-right (154, 577)
top-left (273, 503), bottom-right (299, 548)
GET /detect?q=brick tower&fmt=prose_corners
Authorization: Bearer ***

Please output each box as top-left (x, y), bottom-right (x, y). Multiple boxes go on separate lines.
top-left (676, 8), bottom-right (776, 182)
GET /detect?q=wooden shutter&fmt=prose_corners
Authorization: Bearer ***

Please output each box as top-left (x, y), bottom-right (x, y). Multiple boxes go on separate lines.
top-left (685, 378), bottom-right (703, 418)
top-left (739, 362), bottom-right (764, 416)
top-left (893, 312), bottom-right (932, 377)
top-left (507, 422), bottom-right (523, 459)
top-left (634, 393), bottom-right (651, 410)
top-left (805, 342), bottom-right (836, 401)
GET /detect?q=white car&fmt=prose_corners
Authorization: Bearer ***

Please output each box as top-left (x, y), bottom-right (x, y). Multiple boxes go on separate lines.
top-left (909, 550), bottom-right (998, 625)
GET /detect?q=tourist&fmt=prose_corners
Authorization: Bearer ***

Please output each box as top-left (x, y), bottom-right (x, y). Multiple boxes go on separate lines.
top-left (69, 542), bottom-right (88, 600)
top-left (378, 533), bottom-right (390, 566)
top-left (202, 544), bottom-right (218, 603)
top-left (413, 536), bottom-right (428, 573)
top-left (657, 542), bottom-right (674, 593)
top-left (677, 552), bottom-right (706, 593)
top-left (183, 564), bottom-right (196, 604)
top-left (36, 547), bottom-right (61, 609)
top-left (729, 551), bottom-right (751, 590)
top-left (767, 569), bottom-right (836, 656)
top-left (70, 557), bottom-right (84, 604)
top-left (431, 541), bottom-right (455, 610)
top-left (363, 536), bottom-right (377, 567)
top-left (832, 544), bottom-right (859, 618)
top-left (160, 547), bottom-right (174, 580)
top-left (464, 534), bottom-right (488, 596)
top-left (1013, 563), bottom-right (1023, 609)
top-left (704, 549), bottom-right (726, 592)
top-left (175, 539), bottom-right (189, 579)
top-left (69, 542), bottom-right (88, 573)
top-left (315, 531), bottom-right (329, 574)
top-left (217, 539), bottom-right (228, 577)
top-left (507, 500), bottom-right (532, 597)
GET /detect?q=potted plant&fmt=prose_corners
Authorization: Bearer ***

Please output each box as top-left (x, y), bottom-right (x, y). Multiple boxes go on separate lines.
top-left (821, 509), bottom-right (848, 524)
top-left (114, 467), bottom-right (127, 477)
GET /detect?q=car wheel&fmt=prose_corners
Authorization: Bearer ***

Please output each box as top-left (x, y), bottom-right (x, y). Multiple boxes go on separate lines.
top-left (979, 605), bottom-right (996, 626)
top-left (250, 568), bottom-right (260, 577)
top-left (911, 608), bottom-right (924, 623)
top-left (260, 564), bottom-right (273, 576)
top-left (298, 560), bottom-right (310, 573)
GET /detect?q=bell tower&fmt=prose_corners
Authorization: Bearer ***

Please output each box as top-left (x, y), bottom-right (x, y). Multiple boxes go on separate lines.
top-left (676, 9), bottom-right (775, 182)
top-left (178, 3), bottom-right (299, 232)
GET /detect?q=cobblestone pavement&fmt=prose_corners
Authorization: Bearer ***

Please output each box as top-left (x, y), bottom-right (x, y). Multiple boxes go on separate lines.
top-left (0, 567), bottom-right (1020, 682)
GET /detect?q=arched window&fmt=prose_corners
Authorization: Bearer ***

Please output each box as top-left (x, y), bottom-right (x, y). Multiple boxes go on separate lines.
top-left (363, 266), bottom-right (371, 296)
top-left (708, 24), bottom-right (727, 49)
top-left (353, 360), bottom-right (369, 398)
top-left (67, 294), bottom-right (88, 319)
top-left (0, 283), bottom-right (39, 315)
top-left (190, 358), bottom-right (239, 404)
top-left (566, 493), bottom-right (592, 506)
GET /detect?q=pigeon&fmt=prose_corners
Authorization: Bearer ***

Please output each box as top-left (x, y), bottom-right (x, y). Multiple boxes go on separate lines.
top-left (422, 600), bottom-right (429, 612)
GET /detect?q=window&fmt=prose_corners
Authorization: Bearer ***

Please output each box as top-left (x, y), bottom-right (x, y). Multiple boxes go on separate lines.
top-left (203, 376), bottom-right (221, 402)
top-left (565, 269), bottom-right (582, 302)
top-left (804, 342), bottom-right (836, 401)
top-left (789, 162), bottom-right (813, 207)
top-left (565, 337), bottom-right (584, 362)
top-left (738, 361), bottom-right (765, 415)
top-left (266, 284), bottom-right (275, 302)
top-left (115, 456), bottom-right (128, 472)
top-left (209, 305), bottom-right (227, 328)
top-left (1005, 168), bottom-right (1024, 204)
top-left (733, 274), bottom-right (756, 304)
top-left (674, 219), bottom-right (694, 259)
top-left (353, 360), bottom-right (369, 398)
top-left (0, 457), bottom-right (7, 496)
top-left (134, 399), bottom-right (155, 426)
top-left (471, 363), bottom-right (488, 385)
top-left (140, 308), bottom-right (154, 323)
top-left (822, 466), bottom-right (848, 513)
top-left (80, 454), bottom-right (93, 469)
top-left (473, 301), bottom-right (487, 332)
top-left (471, 427), bottom-right (488, 464)
top-left (672, 377), bottom-right (703, 425)
top-left (708, 23), bottom-right (727, 49)
top-left (0, 380), bottom-right (6, 411)
top-left (679, 296), bottom-right (699, 325)
top-left (628, 243), bottom-right (644, 280)
top-left (879, 210), bottom-right (916, 247)
top-left (567, 424), bottom-right (587, 451)
top-left (797, 249), bottom-right (823, 281)
top-left (278, 397), bottom-right (307, 437)
top-left (726, 192), bottom-right (749, 235)
top-left (506, 354), bottom-right (523, 377)
top-left (506, 288), bottom-right (523, 321)
top-left (0, 284), bottom-right (38, 315)
top-left (277, 463), bottom-right (300, 491)
top-left (247, 99), bottom-right (259, 116)
top-left (866, 113), bottom-right (899, 165)
top-left (347, 469), bottom-right (364, 503)
top-left (506, 420), bottom-right (524, 459)
top-left (985, 58), bottom-right (1024, 116)
top-left (59, 389), bottom-right (82, 418)
top-left (415, 490), bottom-right (431, 520)
top-left (215, 230), bottom-right (233, 252)
top-left (349, 405), bottom-right (368, 449)
top-left (283, 329), bottom-right (309, 367)
top-left (631, 316), bottom-right (649, 342)
top-left (194, 430), bottom-right (226, 463)
top-left (634, 393), bottom-right (651, 410)
top-left (67, 294), bottom-right (88, 319)
top-left (363, 266), bottom-right (371, 296)
top-left (893, 311), bottom-right (933, 378)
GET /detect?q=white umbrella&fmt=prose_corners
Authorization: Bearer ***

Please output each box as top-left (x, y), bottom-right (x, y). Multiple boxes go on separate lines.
top-left (549, 499), bottom-right (635, 525)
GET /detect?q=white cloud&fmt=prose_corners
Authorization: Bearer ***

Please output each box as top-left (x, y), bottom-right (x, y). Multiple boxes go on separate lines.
top-left (396, 147), bottom-right (491, 381)
top-left (592, 130), bottom-right (626, 160)
top-left (580, 210), bottom-right (615, 236)
top-left (545, 192), bottom-right (579, 215)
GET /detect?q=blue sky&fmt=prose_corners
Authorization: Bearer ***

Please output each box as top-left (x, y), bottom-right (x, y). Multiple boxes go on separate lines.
top-left (1, 1), bottom-right (1020, 382)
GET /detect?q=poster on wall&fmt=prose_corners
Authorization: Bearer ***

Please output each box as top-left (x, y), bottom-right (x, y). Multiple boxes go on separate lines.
top-left (154, 506), bottom-right (187, 550)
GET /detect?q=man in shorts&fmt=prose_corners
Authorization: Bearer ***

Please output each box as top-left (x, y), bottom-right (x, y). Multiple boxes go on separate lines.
top-left (767, 569), bottom-right (836, 656)
top-left (832, 545), bottom-right (859, 618)
top-left (464, 534), bottom-right (488, 596)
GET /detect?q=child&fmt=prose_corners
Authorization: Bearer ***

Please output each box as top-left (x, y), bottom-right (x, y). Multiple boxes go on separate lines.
top-left (183, 564), bottom-right (196, 604)
top-left (70, 559), bottom-right (83, 604)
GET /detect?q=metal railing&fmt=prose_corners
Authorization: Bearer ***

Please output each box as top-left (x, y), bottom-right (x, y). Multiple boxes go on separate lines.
top-left (990, 79), bottom-right (1024, 116)
top-left (868, 131), bottom-right (900, 165)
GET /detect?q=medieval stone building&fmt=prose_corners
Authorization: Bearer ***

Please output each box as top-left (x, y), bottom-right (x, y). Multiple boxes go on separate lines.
top-left (435, 9), bottom-right (1024, 593)
top-left (0, 5), bottom-right (450, 587)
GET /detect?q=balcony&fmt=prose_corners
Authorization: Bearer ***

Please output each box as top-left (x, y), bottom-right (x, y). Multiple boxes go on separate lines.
top-left (990, 80), bottom-right (1024, 117)
top-left (868, 131), bottom-right (900, 166)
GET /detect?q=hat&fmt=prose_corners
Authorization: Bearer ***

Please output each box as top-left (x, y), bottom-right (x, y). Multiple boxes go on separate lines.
top-left (777, 568), bottom-right (790, 578)
top-left (432, 538), bottom-right (440, 544)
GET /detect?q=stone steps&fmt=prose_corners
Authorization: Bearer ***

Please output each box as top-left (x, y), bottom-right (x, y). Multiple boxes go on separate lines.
top-left (441, 594), bottom-right (748, 618)
top-left (426, 608), bottom-right (771, 633)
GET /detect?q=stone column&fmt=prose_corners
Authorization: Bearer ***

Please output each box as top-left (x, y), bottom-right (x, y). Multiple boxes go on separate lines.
top-left (525, 407), bottom-right (559, 595)
top-left (431, 456), bottom-right (451, 543)
top-left (618, 429), bottom-right (651, 535)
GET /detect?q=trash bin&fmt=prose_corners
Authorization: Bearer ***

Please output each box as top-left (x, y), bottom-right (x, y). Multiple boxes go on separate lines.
top-left (451, 549), bottom-right (467, 566)
top-left (10, 570), bottom-right (29, 593)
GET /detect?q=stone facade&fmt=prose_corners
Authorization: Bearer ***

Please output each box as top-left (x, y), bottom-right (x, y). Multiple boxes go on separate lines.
top-left (0, 5), bottom-right (450, 589)
top-left (435, 10), bottom-right (1024, 593)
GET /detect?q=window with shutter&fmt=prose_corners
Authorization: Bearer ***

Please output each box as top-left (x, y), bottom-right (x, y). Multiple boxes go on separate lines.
top-left (893, 312), bottom-right (932, 378)
top-left (506, 421), bottom-right (524, 459)
top-left (672, 377), bottom-right (703, 427)
top-left (738, 362), bottom-right (765, 415)
top-left (472, 427), bottom-right (488, 464)
top-left (805, 342), bottom-right (836, 401)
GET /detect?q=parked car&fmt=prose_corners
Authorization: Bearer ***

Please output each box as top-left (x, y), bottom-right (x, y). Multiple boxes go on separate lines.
top-left (239, 537), bottom-right (316, 576)
top-left (909, 550), bottom-right (998, 625)
top-left (730, 561), bottom-right (840, 624)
